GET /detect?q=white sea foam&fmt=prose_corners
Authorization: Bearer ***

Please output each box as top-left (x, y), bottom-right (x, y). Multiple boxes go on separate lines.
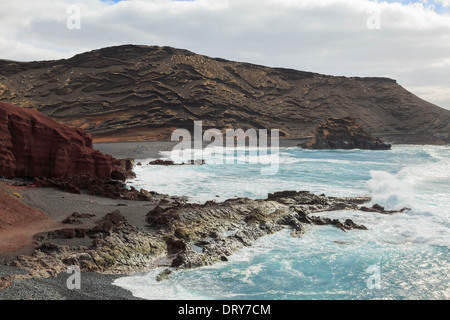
top-left (112, 268), bottom-right (212, 300)
top-left (366, 170), bottom-right (417, 210)
top-left (364, 153), bottom-right (450, 248)
top-left (128, 147), bottom-right (369, 202)
top-left (399, 157), bottom-right (450, 186)
top-left (115, 145), bottom-right (450, 300)
top-left (366, 150), bottom-right (450, 212)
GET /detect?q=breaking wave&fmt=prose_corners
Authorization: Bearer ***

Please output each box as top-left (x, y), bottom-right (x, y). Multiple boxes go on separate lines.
top-left (117, 145), bottom-right (450, 300)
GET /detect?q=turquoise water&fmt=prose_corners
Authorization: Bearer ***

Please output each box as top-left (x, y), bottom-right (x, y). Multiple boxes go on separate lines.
top-left (114, 145), bottom-right (450, 300)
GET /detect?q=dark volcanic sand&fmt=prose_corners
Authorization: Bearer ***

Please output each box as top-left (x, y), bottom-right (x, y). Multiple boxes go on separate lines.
top-left (17, 187), bottom-right (159, 231)
top-left (0, 268), bottom-right (141, 300)
top-left (0, 186), bottom-right (158, 300)
top-left (0, 163), bottom-right (167, 300)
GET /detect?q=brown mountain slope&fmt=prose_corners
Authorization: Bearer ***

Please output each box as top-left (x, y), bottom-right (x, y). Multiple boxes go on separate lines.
top-left (0, 44), bottom-right (448, 144)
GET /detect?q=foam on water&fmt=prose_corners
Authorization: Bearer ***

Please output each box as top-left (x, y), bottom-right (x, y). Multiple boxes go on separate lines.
top-left (116, 145), bottom-right (450, 299)
top-left (128, 146), bottom-right (382, 202)
top-left (114, 227), bottom-right (449, 300)
top-left (113, 268), bottom-right (212, 300)
top-left (366, 170), bottom-right (417, 210)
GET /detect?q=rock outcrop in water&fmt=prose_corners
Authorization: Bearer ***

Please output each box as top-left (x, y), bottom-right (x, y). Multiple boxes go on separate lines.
top-left (300, 117), bottom-right (392, 150)
top-left (360, 204), bottom-right (410, 214)
top-left (0, 191), bottom-right (370, 288)
top-left (0, 45), bottom-right (449, 144)
top-left (148, 192), bottom-right (369, 270)
top-left (33, 175), bottom-right (187, 204)
top-left (0, 101), bottom-right (134, 181)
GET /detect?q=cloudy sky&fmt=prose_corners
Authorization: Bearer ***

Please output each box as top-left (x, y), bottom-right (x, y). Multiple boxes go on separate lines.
top-left (1, 0), bottom-right (449, 109)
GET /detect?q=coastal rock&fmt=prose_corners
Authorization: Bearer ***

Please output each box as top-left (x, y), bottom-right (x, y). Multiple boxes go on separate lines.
top-left (360, 204), bottom-right (410, 214)
top-left (149, 160), bottom-right (176, 166)
top-left (156, 268), bottom-right (172, 282)
top-left (0, 101), bottom-right (134, 181)
top-left (148, 159), bottom-right (205, 166)
top-left (300, 117), bottom-right (392, 150)
top-left (89, 210), bottom-right (127, 236)
top-left (147, 192), bottom-right (370, 270)
top-left (305, 215), bottom-right (368, 232)
top-left (60, 212), bottom-right (96, 225)
top-left (187, 159), bottom-right (206, 165)
top-left (71, 212), bottom-right (96, 219)
top-left (32, 175), bottom-right (185, 204)
top-left (61, 215), bottom-right (83, 225)
top-left (0, 190), bottom-right (372, 289)
top-left (3, 211), bottom-right (167, 287)
top-left (119, 158), bottom-right (135, 172)
top-left (268, 190), bottom-right (327, 205)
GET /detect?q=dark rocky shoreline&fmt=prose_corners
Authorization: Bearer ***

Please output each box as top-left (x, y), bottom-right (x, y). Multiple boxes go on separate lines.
top-left (0, 189), bottom-right (373, 298)
top-left (0, 139), bottom-right (400, 300)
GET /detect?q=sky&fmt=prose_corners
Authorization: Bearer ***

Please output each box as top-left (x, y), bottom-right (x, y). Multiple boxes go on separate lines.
top-left (0, 0), bottom-right (449, 109)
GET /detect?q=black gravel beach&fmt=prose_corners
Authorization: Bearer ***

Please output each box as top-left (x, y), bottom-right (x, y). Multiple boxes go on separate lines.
top-left (0, 267), bottom-right (141, 300)
top-left (0, 186), bottom-right (158, 300)
top-left (0, 141), bottom-right (179, 300)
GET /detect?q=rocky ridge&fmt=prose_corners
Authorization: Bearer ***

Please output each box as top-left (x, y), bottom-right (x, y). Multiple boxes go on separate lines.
top-left (0, 191), bottom-right (376, 289)
top-left (0, 45), bottom-right (449, 144)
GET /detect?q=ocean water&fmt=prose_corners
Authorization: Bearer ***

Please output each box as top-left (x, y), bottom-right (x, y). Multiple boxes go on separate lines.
top-left (114, 145), bottom-right (450, 300)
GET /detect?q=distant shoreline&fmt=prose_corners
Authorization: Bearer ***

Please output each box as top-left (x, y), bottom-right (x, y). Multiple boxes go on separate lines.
top-left (93, 138), bottom-right (309, 160)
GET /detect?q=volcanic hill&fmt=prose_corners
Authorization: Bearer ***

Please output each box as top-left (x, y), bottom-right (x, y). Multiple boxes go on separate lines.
top-left (0, 45), bottom-right (448, 144)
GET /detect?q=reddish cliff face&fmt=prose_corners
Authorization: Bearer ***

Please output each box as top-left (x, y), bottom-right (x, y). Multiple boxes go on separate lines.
top-left (0, 101), bottom-right (132, 180)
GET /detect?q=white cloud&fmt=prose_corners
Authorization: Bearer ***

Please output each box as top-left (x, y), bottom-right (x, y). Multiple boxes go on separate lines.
top-left (0, 0), bottom-right (449, 109)
top-left (434, 0), bottom-right (450, 8)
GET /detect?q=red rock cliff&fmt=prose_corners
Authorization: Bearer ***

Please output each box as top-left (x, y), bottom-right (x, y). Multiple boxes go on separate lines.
top-left (0, 102), bottom-right (132, 180)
